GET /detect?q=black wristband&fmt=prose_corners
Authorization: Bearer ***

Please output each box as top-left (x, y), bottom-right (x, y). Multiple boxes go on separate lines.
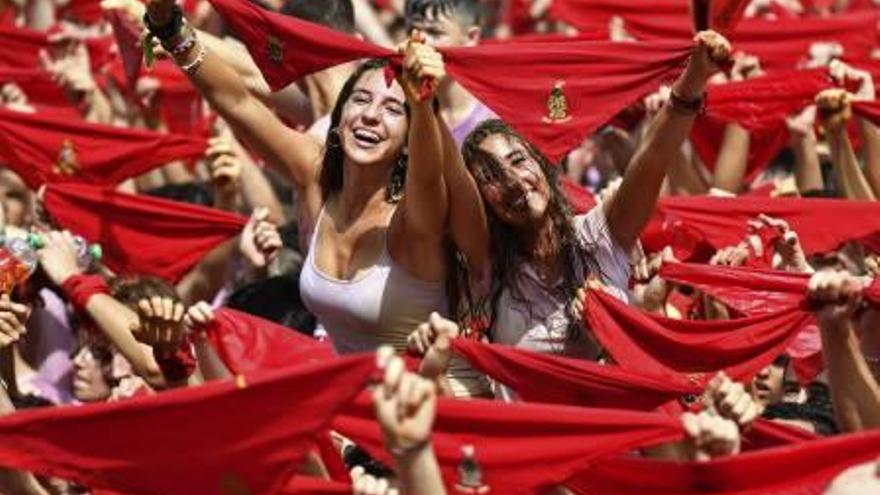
top-left (669, 89), bottom-right (706, 115)
top-left (144, 4), bottom-right (184, 41)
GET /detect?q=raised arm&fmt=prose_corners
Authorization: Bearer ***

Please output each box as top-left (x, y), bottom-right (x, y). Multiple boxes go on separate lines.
top-left (605, 31), bottom-right (731, 251)
top-left (145, 0), bottom-right (323, 199)
top-left (817, 89), bottom-right (876, 201)
top-left (396, 40), bottom-right (449, 243)
top-left (808, 270), bottom-right (880, 432)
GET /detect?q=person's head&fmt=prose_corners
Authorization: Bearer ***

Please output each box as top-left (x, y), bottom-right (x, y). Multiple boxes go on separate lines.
top-left (110, 276), bottom-right (180, 310)
top-left (458, 119), bottom-right (601, 332)
top-left (71, 342), bottom-right (113, 403)
top-left (280, 0), bottom-right (355, 34)
top-left (0, 168), bottom-right (33, 227)
top-left (405, 0), bottom-right (482, 47)
top-left (748, 355), bottom-right (788, 407)
top-left (321, 59), bottom-right (410, 203)
top-left (226, 273), bottom-right (317, 336)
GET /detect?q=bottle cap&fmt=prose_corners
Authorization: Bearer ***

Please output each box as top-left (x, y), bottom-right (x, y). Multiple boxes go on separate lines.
top-left (89, 244), bottom-right (103, 262)
top-left (27, 233), bottom-right (45, 250)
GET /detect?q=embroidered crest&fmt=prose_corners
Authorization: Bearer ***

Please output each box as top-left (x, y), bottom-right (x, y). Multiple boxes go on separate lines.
top-left (454, 445), bottom-right (490, 494)
top-left (53, 139), bottom-right (80, 176)
top-left (267, 35), bottom-right (284, 63)
top-left (542, 80), bottom-right (572, 124)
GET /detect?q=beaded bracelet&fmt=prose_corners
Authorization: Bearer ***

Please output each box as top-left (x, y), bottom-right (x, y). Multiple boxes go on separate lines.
top-left (668, 89), bottom-right (706, 115)
top-left (179, 42), bottom-right (206, 76)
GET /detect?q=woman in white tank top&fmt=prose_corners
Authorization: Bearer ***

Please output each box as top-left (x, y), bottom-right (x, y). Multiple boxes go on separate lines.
top-left (166, 30), bottom-right (488, 354)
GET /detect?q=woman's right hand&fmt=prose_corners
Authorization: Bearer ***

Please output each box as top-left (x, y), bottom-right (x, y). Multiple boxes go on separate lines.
top-left (36, 230), bottom-right (83, 286)
top-left (374, 348), bottom-right (437, 454)
top-left (399, 34), bottom-right (445, 103)
top-left (145, 0), bottom-right (176, 26)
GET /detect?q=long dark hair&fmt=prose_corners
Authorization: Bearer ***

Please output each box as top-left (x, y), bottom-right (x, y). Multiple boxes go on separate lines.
top-left (457, 119), bottom-right (602, 340)
top-left (319, 58), bottom-right (409, 203)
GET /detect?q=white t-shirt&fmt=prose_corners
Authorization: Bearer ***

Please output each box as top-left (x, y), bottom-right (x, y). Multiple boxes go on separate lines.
top-left (491, 205), bottom-right (631, 360)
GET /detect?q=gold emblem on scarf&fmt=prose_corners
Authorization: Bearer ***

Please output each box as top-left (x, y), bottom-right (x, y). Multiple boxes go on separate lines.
top-left (267, 35), bottom-right (284, 63)
top-left (454, 445), bottom-right (490, 494)
top-left (53, 139), bottom-right (80, 176)
top-left (542, 80), bottom-right (572, 124)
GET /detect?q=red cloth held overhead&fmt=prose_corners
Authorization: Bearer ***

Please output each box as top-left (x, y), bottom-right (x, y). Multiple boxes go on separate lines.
top-left (208, 0), bottom-right (691, 162)
top-left (335, 393), bottom-right (684, 494)
top-left (281, 477), bottom-right (352, 494)
top-left (0, 67), bottom-right (71, 109)
top-left (549, 0), bottom-right (689, 32)
top-left (204, 307), bottom-right (335, 374)
top-left (0, 24), bottom-right (115, 71)
top-left (43, 183), bottom-right (247, 283)
top-left (650, 195), bottom-right (880, 256)
top-left (620, 11), bottom-right (878, 72)
top-left (451, 339), bottom-right (700, 411)
top-left (0, 354), bottom-right (376, 495)
top-left (567, 429), bottom-right (880, 495)
top-left (583, 288), bottom-right (813, 381)
top-left (691, 69), bottom-right (831, 182)
top-left (0, 107), bottom-right (208, 188)
top-left (854, 100), bottom-right (880, 127)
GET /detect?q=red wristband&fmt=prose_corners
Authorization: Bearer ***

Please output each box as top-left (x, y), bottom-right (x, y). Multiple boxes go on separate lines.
top-left (61, 274), bottom-right (110, 313)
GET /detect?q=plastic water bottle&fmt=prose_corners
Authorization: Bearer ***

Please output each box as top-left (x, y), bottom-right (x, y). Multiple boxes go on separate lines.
top-left (0, 237), bottom-right (38, 294)
top-left (25, 233), bottom-right (102, 270)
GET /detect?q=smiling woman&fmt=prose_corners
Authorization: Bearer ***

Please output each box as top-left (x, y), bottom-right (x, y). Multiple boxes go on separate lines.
top-left (145, 0), bottom-right (488, 357)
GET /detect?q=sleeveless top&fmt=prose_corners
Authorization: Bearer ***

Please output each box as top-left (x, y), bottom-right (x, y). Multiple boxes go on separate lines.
top-left (300, 207), bottom-right (449, 354)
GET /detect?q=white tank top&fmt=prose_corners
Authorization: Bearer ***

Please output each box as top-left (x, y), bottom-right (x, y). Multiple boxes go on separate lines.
top-left (299, 207), bottom-right (449, 354)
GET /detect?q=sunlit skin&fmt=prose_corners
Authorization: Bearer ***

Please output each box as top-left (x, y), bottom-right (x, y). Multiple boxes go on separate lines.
top-left (338, 69), bottom-right (409, 170)
top-left (71, 346), bottom-right (112, 403)
top-left (473, 134), bottom-right (551, 228)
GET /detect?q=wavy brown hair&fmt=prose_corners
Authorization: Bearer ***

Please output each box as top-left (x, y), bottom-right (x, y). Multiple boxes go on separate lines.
top-left (457, 119), bottom-right (602, 340)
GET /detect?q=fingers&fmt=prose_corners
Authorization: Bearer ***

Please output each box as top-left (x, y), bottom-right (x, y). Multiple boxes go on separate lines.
top-left (695, 30), bottom-right (732, 66)
top-left (183, 301), bottom-right (215, 330)
top-left (709, 372), bottom-right (761, 427)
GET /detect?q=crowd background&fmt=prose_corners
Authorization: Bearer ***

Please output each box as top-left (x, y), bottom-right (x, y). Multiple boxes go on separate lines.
top-left (0, 0), bottom-right (879, 494)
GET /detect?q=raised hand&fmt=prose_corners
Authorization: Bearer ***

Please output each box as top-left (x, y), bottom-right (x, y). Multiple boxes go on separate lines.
top-left (132, 295), bottom-right (186, 354)
top-left (816, 88), bottom-right (852, 133)
top-left (398, 32), bottom-right (445, 102)
top-left (205, 135), bottom-right (243, 202)
top-left (350, 466), bottom-right (399, 495)
top-left (682, 410), bottom-right (742, 462)
top-left (829, 60), bottom-right (875, 102)
top-left (807, 269), bottom-right (866, 328)
top-left (407, 312), bottom-right (460, 380)
top-left (374, 347), bottom-right (437, 455)
top-left (0, 294), bottom-right (29, 349)
top-left (705, 372), bottom-right (763, 428)
top-left (35, 230), bottom-right (83, 286)
top-left (239, 207), bottom-right (282, 269)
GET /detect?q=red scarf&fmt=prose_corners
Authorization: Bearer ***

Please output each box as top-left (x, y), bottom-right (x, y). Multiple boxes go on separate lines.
top-left (207, 0), bottom-right (691, 162)
top-left (560, 177), bottom-right (598, 214)
top-left (567, 429), bottom-right (880, 495)
top-left (691, 69), bottom-right (832, 182)
top-left (614, 11), bottom-right (878, 72)
top-left (205, 308), bottom-right (335, 374)
top-left (0, 107), bottom-right (208, 188)
top-left (854, 100), bottom-right (880, 127)
top-left (0, 24), bottom-right (115, 71)
top-left (0, 354), bottom-right (376, 495)
top-left (0, 67), bottom-right (70, 109)
top-left (44, 183), bottom-right (247, 283)
top-left (335, 393), bottom-right (684, 494)
top-left (281, 477), bottom-right (351, 494)
top-left (583, 289), bottom-right (814, 381)
top-left (650, 195), bottom-right (880, 256)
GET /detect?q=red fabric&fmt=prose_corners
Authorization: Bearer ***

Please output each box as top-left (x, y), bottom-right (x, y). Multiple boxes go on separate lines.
top-left (854, 100), bottom-right (880, 127)
top-left (204, 308), bottom-right (335, 374)
top-left (335, 393), bottom-right (684, 494)
top-left (706, 0), bottom-right (751, 33)
top-left (281, 477), bottom-right (351, 494)
top-left (650, 195), bottom-right (880, 255)
top-left (566, 429), bottom-right (880, 495)
top-left (208, 0), bottom-right (691, 162)
top-left (583, 288), bottom-right (814, 381)
top-left (0, 24), bottom-right (114, 71)
top-left (611, 12), bottom-right (878, 72)
top-left (154, 335), bottom-right (198, 383)
top-left (660, 262), bottom-right (809, 315)
top-left (107, 9), bottom-right (143, 93)
top-left (0, 107), bottom-right (208, 188)
top-left (560, 177), bottom-right (598, 214)
top-left (43, 183), bottom-right (247, 283)
top-left (691, 69), bottom-right (831, 182)
top-left (549, 0), bottom-right (689, 32)
top-left (0, 67), bottom-right (71, 109)
top-left (60, 273), bottom-right (110, 313)
top-left (451, 339), bottom-right (700, 411)
top-left (0, 354), bottom-right (376, 495)
top-left (61, 0), bottom-right (103, 25)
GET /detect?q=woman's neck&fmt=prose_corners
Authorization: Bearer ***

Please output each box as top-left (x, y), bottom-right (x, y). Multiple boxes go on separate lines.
top-left (521, 214), bottom-right (560, 276)
top-left (337, 159), bottom-right (394, 226)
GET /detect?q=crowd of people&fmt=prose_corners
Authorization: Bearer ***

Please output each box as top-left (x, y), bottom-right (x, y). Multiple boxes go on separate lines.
top-left (0, 0), bottom-right (880, 493)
